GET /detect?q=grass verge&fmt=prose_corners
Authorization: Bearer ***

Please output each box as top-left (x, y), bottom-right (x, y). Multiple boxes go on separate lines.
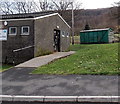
top-left (32, 43), bottom-right (119, 75)
top-left (0, 64), bottom-right (13, 72)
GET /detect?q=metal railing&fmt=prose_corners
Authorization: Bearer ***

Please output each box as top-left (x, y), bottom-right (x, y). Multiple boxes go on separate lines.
top-left (12, 45), bottom-right (34, 65)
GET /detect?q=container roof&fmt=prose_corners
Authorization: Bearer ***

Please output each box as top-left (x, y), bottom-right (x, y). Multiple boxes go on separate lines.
top-left (80, 28), bottom-right (112, 32)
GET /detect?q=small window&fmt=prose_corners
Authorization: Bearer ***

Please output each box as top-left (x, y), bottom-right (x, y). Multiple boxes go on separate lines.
top-left (66, 32), bottom-right (69, 37)
top-left (61, 31), bottom-right (65, 37)
top-left (62, 31), bottom-right (65, 35)
top-left (21, 26), bottom-right (29, 35)
top-left (9, 27), bottom-right (17, 35)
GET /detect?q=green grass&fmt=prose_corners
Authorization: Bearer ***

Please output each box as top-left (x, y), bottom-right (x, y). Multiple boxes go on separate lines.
top-left (32, 43), bottom-right (119, 75)
top-left (0, 64), bottom-right (13, 72)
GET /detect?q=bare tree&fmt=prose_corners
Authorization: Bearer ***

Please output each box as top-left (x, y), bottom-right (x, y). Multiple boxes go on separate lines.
top-left (0, 1), bottom-right (14, 14)
top-left (74, 1), bottom-right (82, 10)
top-left (110, 1), bottom-right (120, 33)
top-left (13, 0), bottom-right (37, 13)
top-left (13, 1), bottom-right (22, 14)
top-left (39, 0), bottom-right (49, 11)
top-left (51, 0), bottom-right (72, 10)
top-left (0, 0), bottom-right (82, 14)
top-left (25, 1), bottom-right (35, 13)
top-left (116, 1), bottom-right (120, 33)
top-left (0, 0), bottom-right (39, 14)
top-left (33, 0), bottom-right (53, 11)
top-left (114, 1), bottom-right (120, 7)
top-left (51, 0), bottom-right (82, 10)
top-left (111, 1), bottom-right (120, 19)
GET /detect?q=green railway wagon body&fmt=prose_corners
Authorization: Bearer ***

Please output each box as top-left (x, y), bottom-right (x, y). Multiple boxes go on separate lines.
top-left (80, 28), bottom-right (113, 44)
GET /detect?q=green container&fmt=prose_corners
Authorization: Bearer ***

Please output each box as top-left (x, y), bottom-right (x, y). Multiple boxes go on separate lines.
top-left (80, 28), bottom-right (113, 44)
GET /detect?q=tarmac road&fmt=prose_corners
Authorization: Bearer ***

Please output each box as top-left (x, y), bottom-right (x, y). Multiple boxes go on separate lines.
top-left (2, 67), bottom-right (119, 96)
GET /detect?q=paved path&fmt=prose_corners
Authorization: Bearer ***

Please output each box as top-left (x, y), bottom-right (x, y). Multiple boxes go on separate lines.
top-left (15, 51), bottom-right (75, 67)
top-left (1, 67), bottom-right (119, 96)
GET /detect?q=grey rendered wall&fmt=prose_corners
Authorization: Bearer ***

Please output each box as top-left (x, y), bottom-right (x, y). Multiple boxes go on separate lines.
top-left (56, 15), bottom-right (70, 51)
top-left (34, 15), bottom-right (70, 56)
top-left (1, 20), bottom-right (34, 64)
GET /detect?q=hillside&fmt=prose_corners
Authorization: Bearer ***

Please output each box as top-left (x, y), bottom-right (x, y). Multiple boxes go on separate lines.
top-left (58, 7), bottom-right (118, 35)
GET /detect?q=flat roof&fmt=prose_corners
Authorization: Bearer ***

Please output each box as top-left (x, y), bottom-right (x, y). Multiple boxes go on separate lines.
top-left (0, 12), bottom-right (71, 28)
top-left (1, 11), bottom-right (55, 19)
top-left (80, 28), bottom-right (111, 32)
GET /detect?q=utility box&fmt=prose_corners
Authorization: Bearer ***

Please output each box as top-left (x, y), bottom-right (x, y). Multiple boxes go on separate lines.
top-left (80, 28), bottom-right (114, 44)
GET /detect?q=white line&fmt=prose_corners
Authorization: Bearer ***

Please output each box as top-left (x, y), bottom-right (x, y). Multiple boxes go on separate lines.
top-left (57, 13), bottom-right (71, 29)
top-left (34, 13), bottom-right (58, 20)
top-left (0, 95), bottom-right (119, 102)
top-left (80, 28), bottom-right (110, 32)
top-left (0, 18), bottom-right (34, 21)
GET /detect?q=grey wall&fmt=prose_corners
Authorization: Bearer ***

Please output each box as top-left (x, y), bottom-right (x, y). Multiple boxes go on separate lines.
top-left (34, 15), bottom-right (70, 56)
top-left (56, 15), bottom-right (70, 52)
top-left (1, 20), bottom-right (34, 64)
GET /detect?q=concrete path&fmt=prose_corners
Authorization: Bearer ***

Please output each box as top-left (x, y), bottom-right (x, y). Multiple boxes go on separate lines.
top-left (15, 51), bottom-right (75, 67)
top-left (1, 67), bottom-right (119, 96)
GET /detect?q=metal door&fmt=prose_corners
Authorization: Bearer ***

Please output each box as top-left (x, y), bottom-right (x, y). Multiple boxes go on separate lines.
top-left (54, 29), bottom-right (60, 52)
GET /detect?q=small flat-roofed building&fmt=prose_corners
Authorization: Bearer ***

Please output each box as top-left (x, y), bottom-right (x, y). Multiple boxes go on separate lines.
top-left (0, 12), bottom-right (71, 64)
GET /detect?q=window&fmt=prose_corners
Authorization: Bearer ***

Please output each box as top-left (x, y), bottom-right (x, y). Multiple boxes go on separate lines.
top-left (61, 31), bottom-right (65, 37)
top-left (21, 26), bottom-right (29, 35)
top-left (9, 27), bottom-right (17, 35)
top-left (66, 32), bottom-right (69, 37)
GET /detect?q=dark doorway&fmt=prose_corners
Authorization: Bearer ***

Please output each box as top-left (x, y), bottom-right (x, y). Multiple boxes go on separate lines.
top-left (54, 29), bottom-right (60, 52)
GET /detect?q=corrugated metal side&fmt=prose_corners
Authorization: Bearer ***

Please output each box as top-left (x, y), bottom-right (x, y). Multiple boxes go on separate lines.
top-left (80, 30), bottom-right (109, 44)
top-left (97, 30), bottom-right (108, 43)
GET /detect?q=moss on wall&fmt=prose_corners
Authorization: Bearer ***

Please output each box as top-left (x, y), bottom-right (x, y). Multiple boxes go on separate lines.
top-left (35, 47), bottom-right (52, 57)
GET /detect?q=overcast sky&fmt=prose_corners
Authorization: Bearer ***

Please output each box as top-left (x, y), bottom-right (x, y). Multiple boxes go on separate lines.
top-left (80, 0), bottom-right (118, 9)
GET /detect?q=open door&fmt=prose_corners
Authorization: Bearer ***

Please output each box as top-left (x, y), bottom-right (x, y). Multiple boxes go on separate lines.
top-left (54, 29), bottom-right (60, 52)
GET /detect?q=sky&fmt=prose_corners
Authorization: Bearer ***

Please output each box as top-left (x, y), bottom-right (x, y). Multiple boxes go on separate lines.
top-left (80, 0), bottom-right (119, 9)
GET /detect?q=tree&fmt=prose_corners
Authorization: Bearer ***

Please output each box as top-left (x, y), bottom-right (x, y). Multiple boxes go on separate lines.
top-left (114, 1), bottom-right (120, 7)
top-left (0, 0), bottom-right (36, 14)
top-left (0, 0), bottom-right (14, 14)
top-left (0, 0), bottom-right (82, 14)
top-left (51, 0), bottom-right (82, 11)
top-left (0, 0), bottom-right (50, 14)
top-left (13, 0), bottom-right (39, 13)
top-left (84, 23), bottom-right (90, 30)
top-left (33, 0), bottom-right (53, 11)
top-left (51, 0), bottom-right (72, 10)
top-left (113, 1), bottom-right (120, 33)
